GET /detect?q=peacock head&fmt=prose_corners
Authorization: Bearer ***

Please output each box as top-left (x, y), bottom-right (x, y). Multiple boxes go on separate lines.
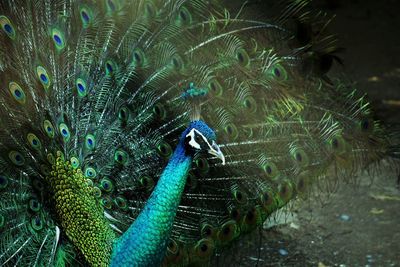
top-left (182, 120), bottom-right (225, 165)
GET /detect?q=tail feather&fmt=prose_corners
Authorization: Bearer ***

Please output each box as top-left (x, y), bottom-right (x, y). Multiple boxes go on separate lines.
top-left (0, 0), bottom-right (396, 266)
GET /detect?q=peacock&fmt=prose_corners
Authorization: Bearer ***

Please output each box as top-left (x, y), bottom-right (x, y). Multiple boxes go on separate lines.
top-left (0, 0), bottom-right (398, 266)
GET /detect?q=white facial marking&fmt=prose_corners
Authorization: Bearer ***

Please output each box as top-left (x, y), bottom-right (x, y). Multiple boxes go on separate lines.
top-left (185, 128), bottom-right (209, 150)
top-left (186, 128), bottom-right (200, 149)
top-left (185, 128), bottom-right (225, 164)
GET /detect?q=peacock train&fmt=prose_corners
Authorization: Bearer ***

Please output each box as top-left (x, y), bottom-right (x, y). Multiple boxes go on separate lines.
top-left (0, 0), bottom-right (398, 266)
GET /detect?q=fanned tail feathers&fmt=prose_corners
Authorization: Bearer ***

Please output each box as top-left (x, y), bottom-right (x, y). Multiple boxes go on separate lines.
top-left (0, 0), bottom-right (396, 266)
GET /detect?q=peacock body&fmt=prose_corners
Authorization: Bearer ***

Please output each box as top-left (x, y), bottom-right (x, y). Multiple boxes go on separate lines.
top-left (0, 0), bottom-right (397, 266)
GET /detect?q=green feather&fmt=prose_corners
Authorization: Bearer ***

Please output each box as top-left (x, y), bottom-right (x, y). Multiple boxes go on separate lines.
top-left (0, 0), bottom-right (397, 266)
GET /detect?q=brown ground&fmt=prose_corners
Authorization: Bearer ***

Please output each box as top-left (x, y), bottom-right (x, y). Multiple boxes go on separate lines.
top-left (216, 1), bottom-right (400, 266)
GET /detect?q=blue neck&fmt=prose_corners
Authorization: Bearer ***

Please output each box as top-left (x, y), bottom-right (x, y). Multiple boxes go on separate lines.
top-left (110, 139), bottom-right (192, 266)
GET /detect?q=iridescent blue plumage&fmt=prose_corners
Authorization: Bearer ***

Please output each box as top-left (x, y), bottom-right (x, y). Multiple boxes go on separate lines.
top-left (111, 121), bottom-right (220, 266)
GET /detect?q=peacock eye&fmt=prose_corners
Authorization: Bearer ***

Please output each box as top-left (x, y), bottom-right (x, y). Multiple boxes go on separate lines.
top-left (195, 134), bottom-right (202, 143)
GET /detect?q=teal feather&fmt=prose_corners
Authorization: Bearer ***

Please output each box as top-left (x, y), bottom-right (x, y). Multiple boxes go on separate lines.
top-left (111, 124), bottom-right (195, 266)
top-left (0, 0), bottom-right (398, 266)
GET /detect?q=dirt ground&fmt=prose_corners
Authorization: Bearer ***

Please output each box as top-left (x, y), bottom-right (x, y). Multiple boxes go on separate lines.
top-left (217, 1), bottom-right (400, 266)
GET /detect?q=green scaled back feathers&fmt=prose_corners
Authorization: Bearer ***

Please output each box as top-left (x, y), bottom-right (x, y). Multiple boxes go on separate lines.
top-left (0, 0), bottom-right (397, 266)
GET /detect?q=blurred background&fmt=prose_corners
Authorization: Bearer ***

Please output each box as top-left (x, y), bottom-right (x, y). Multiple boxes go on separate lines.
top-left (215, 0), bottom-right (400, 266)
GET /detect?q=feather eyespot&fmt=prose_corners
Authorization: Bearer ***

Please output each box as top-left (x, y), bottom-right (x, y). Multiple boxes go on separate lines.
top-left (167, 239), bottom-right (179, 255)
top-left (291, 148), bottom-right (309, 167)
top-left (114, 196), bottom-right (127, 209)
top-left (93, 187), bottom-right (102, 198)
top-left (85, 134), bottom-right (96, 150)
top-left (105, 60), bottom-right (117, 76)
top-left (81, 10), bottom-right (90, 23)
top-left (85, 179), bottom-right (93, 187)
top-left (101, 197), bottom-right (113, 209)
top-left (43, 120), bottom-right (55, 138)
top-left (59, 123), bottom-right (71, 142)
top-left (114, 149), bottom-right (129, 165)
top-left (201, 223), bottom-right (214, 237)
top-left (29, 199), bottom-right (41, 212)
top-left (236, 48), bottom-right (250, 67)
top-left (40, 165), bottom-right (50, 176)
top-left (157, 141), bottom-right (172, 158)
top-left (118, 107), bottom-right (130, 122)
top-left (243, 96), bottom-right (257, 113)
top-left (267, 63), bottom-right (288, 81)
top-left (0, 16), bottom-right (16, 39)
top-left (30, 215), bottom-right (43, 231)
top-left (27, 133), bottom-right (42, 150)
top-left (218, 220), bottom-right (238, 243)
top-left (47, 153), bottom-right (55, 164)
top-left (76, 78), bottom-right (88, 97)
top-left (244, 206), bottom-right (261, 226)
top-left (139, 176), bottom-right (155, 192)
top-left (36, 66), bottom-right (51, 90)
top-left (9, 150), bottom-right (25, 166)
top-left (262, 161), bottom-right (279, 179)
top-left (208, 79), bottom-right (223, 97)
top-left (85, 167), bottom-right (97, 178)
top-left (9, 82), bottom-right (26, 104)
top-left (132, 48), bottom-right (146, 67)
top-left (70, 157), bottom-right (80, 169)
top-left (224, 123), bottom-right (239, 140)
top-left (152, 103), bottom-right (166, 120)
top-left (51, 28), bottom-right (66, 51)
top-left (279, 181), bottom-right (293, 203)
top-left (80, 7), bottom-right (92, 28)
top-left (195, 158), bottom-right (209, 174)
top-left (329, 135), bottom-right (347, 154)
top-left (175, 7), bottom-right (192, 26)
top-left (195, 238), bottom-right (214, 258)
top-left (170, 55), bottom-right (184, 72)
top-left (100, 178), bottom-right (113, 192)
top-left (260, 190), bottom-right (275, 211)
top-left (233, 189), bottom-right (248, 205)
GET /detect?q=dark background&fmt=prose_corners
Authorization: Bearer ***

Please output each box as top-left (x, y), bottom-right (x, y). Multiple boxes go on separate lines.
top-left (216, 1), bottom-right (400, 266)
top-left (313, 0), bottom-right (400, 124)
top-left (224, 0), bottom-right (400, 124)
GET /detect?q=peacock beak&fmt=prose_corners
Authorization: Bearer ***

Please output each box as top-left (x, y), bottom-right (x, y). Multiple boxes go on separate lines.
top-left (208, 141), bottom-right (225, 165)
